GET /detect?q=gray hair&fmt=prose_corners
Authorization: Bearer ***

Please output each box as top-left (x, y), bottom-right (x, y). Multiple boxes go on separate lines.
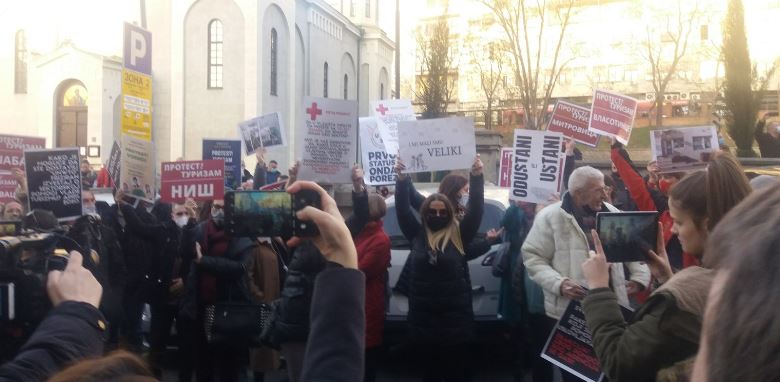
top-left (568, 166), bottom-right (604, 193)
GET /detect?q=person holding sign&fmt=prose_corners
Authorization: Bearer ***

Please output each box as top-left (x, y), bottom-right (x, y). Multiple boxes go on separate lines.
top-left (521, 166), bottom-right (650, 381)
top-left (579, 153), bottom-right (751, 382)
top-left (392, 156), bottom-right (484, 381)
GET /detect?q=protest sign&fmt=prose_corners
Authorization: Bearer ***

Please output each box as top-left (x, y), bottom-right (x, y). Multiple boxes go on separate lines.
top-left (160, 159), bottom-right (225, 203)
top-left (119, 134), bottom-right (155, 202)
top-left (397, 117), bottom-right (477, 174)
top-left (24, 148), bottom-right (82, 221)
top-left (370, 99), bottom-right (416, 155)
top-left (650, 126), bottom-right (719, 173)
top-left (547, 101), bottom-right (601, 147)
top-left (203, 139), bottom-right (242, 189)
top-left (297, 96), bottom-right (358, 184)
top-left (107, 141), bottom-right (121, 185)
top-left (359, 118), bottom-right (396, 186)
top-left (509, 129), bottom-right (565, 204)
top-left (542, 299), bottom-right (634, 382)
top-left (239, 112), bottom-right (286, 155)
top-left (0, 134), bottom-right (46, 203)
top-left (588, 90), bottom-right (638, 145)
top-left (498, 148), bottom-right (513, 188)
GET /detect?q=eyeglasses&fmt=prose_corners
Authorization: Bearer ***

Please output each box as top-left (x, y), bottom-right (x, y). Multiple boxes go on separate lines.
top-left (427, 208), bottom-right (449, 217)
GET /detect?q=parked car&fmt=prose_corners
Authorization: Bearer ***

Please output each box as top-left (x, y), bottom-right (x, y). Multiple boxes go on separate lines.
top-left (382, 185), bottom-right (509, 324)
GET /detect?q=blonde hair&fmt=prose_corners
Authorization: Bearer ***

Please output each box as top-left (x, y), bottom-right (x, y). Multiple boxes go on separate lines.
top-left (421, 194), bottom-right (465, 255)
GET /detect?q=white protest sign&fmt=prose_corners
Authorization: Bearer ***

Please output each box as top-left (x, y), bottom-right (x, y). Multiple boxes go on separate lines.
top-left (239, 112), bottom-right (286, 155)
top-left (398, 117), bottom-right (477, 174)
top-left (297, 96), bottom-right (358, 184)
top-left (509, 129), bottom-right (565, 204)
top-left (359, 118), bottom-right (397, 186)
top-left (370, 99), bottom-right (416, 155)
top-left (650, 126), bottom-right (719, 173)
top-left (119, 134), bottom-right (156, 202)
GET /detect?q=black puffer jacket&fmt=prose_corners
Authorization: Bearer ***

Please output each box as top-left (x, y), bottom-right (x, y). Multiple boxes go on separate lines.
top-left (113, 204), bottom-right (157, 290)
top-left (394, 174), bottom-right (484, 344)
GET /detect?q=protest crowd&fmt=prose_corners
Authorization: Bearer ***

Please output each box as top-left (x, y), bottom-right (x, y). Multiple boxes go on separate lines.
top-left (1, 90), bottom-right (779, 382)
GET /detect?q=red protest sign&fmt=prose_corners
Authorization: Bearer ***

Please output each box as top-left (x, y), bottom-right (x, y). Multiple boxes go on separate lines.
top-left (499, 148), bottom-right (513, 188)
top-left (588, 90), bottom-right (638, 145)
top-left (160, 160), bottom-right (225, 203)
top-left (547, 101), bottom-right (601, 147)
top-left (0, 134), bottom-right (46, 173)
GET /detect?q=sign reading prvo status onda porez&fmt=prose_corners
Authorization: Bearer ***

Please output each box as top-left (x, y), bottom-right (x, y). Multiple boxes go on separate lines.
top-left (359, 117), bottom-right (397, 186)
top-left (160, 160), bottom-right (225, 203)
top-left (24, 148), bottom-right (82, 221)
top-left (297, 97), bottom-right (358, 184)
top-left (510, 129), bottom-right (565, 204)
top-left (588, 90), bottom-right (638, 145)
top-left (547, 101), bottom-right (601, 148)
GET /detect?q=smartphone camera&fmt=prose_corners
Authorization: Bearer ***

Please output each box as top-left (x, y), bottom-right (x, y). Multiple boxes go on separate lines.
top-left (225, 190), bottom-right (321, 238)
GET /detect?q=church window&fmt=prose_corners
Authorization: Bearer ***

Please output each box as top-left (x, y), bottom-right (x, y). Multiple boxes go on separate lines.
top-left (350, 0), bottom-right (356, 17)
top-left (343, 74), bottom-right (348, 100)
top-left (208, 19), bottom-right (224, 89)
top-left (324, 62), bottom-right (329, 98)
top-left (270, 28), bottom-right (278, 96)
top-left (15, 30), bottom-right (27, 94)
top-left (365, 0), bottom-right (370, 17)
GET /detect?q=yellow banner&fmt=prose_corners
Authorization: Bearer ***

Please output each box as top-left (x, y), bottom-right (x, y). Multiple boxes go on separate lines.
top-left (121, 69), bottom-right (152, 141)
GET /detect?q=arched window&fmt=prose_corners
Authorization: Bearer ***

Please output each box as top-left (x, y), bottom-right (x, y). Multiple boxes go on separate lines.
top-left (380, 83), bottom-right (385, 100)
top-left (208, 19), bottom-right (224, 89)
top-left (270, 28), bottom-right (278, 96)
top-left (350, 0), bottom-right (356, 17)
top-left (15, 30), bottom-right (27, 94)
top-left (365, 0), bottom-right (370, 17)
top-left (324, 62), bottom-right (329, 98)
top-left (343, 74), bottom-right (348, 100)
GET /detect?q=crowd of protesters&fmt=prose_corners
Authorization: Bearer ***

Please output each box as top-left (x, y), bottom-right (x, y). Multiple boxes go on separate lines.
top-left (0, 136), bottom-right (778, 382)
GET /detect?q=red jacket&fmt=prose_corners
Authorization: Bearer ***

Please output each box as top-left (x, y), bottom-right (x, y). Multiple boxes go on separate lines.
top-left (354, 220), bottom-right (391, 349)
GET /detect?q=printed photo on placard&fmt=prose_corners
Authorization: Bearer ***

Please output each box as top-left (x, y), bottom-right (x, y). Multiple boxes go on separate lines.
top-left (650, 126), bottom-right (719, 173)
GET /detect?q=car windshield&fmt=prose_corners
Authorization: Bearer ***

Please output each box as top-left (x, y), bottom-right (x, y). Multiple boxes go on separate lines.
top-left (383, 203), bottom-right (505, 249)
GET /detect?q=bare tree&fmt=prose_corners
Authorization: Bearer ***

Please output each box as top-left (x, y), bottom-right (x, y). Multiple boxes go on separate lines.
top-left (481, 0), bottom-right (576, 130)
top-left (467, 38), bottom-right (505, 130)
top-left (639, 0), bottom-right (701, 127)
top-left (414, 14), bottom-right (456, 119)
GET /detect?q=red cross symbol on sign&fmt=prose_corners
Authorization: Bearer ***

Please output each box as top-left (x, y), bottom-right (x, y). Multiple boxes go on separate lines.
top-left (375, 104), bottom-right (389, 116)
top-left (307, 103), bottom-right (323, 121)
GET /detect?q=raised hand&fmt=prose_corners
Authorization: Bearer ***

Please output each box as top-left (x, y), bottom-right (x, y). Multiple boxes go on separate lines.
top-left (47, 251), bottom-right (103, 308)
top-left (471, 154), bottom-right (484, 176)
top-left (582, 229), bottom-right (610, 290)
top-left (646, 222), bottom-right (673, 284)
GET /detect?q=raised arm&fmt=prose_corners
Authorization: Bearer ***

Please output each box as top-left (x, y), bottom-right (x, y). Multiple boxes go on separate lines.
top-left (253, 151), bottom-right (268, 190)
top-left (460, 156), bottom-right (485, 246)
top-left (393, 158), bottom-right (421, 242)
top-left (345, 165), bottom-right (370, 238)
top-left (117, 198), bottom-right (165, 241)
top-left (611, 141), bottom-right (657, 212)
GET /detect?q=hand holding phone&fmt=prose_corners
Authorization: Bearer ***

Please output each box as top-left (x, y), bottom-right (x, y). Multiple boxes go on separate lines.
top-left (286, 181), bottom-right (358, 269)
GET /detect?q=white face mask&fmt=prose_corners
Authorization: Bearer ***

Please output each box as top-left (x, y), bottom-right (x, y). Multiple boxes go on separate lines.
top-left (459, 193), bottom-right (469, 207)
top-left (83, 205), bottom-right (97, 216)
top-left (175, 216), bottom-right (189, 228)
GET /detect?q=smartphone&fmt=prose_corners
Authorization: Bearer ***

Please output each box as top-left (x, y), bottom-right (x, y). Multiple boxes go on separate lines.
top-left (596, 211), bottom-right (658, 263)
top-left (225, 190), bottom-right (320, 238)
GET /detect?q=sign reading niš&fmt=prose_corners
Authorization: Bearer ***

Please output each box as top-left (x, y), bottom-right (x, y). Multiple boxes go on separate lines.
top-left (203, 140), bottom-right (242, 189)
top-left (160, 160), bottom-right (225, 203)
top-left (547, 101), bottom-right (601, 148)
top-left (398, 117), bottom-right (477, 174)
top-left (509, 129), bottom-right (565, 204)
top-left (297, 96), bottom-right (358, 184)
top-left (24, 148), bottom-right (82, 221)
top-left (370, 99), bottom-right (416, 155)
top-left (359, 118), bottom-right (396, 186)
top-left (588, 90), bottom-right (638, 145)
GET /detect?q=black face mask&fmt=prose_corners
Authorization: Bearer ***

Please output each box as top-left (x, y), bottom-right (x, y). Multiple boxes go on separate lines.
top-left (426, 215), bottom-right (450, 231)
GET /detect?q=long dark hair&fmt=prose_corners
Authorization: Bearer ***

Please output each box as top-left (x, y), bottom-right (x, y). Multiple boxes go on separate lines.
top-left (438, 174), bottom-right (468, 208)
top-left (48, 350), bottom-right (155, 382)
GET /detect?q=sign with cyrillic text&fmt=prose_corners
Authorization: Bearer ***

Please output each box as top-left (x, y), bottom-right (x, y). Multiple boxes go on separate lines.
top-left (360, 117), bottom-right (396, 186)
top-left (24, 148), bottom-right (82, 221)
top-left (370, 99), bottom-right (416, 155)
top-left (509, 129), bottom-right (565, 204)
top-left (203, 139), bottom-right (242, 189)
top-left (160, 160), bottom-right (225, 203)
top-left (0, 134), bottom-right (46, 203)
top-left (398, 117), bottom-right (477, 174)
top-left (297, 96), bottom-right (358, 184)
top-left (547, 101), bottom-right (601, 147)
top-left (588, 90), bottom-right (638, 145)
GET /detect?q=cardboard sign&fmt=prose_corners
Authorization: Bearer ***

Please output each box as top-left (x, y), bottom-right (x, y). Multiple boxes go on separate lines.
top-left (119, 134), bottom-right (155, 202)
top-left (203, 139), bottom-right (242, 189)
top-left (650, 126), bottom-right (719, 173)
top-left (160, 160), bottom-right (225, 203)
top-left (397, 117), bottom-right (477, 174)
top-left (548, 101), bottom-right (601, 147)
top-left (498, 148), bottom-right (513, 188)
top-left (370, 99), bottom-right (416, 155)
top-left (509, 129), bottom-right (565, 204)
top-left (542, 300), bottom-right (633, 382)
top-left (0, 134), bottom-right (46, 203)
top-left (588, 90), bottom-right (638, 145)
top-left (107, 141), bottom-right (121, 185)
top-left (359, 118), bottom-right (397, 186)
top-left (24, 148), bottom-right (82, 221)
top-left (239, 112), bottom-right (286, 156)
top-left (297, 96), bottom-right (358, 184)
top-left (0, 174), bottom-right (16, 204)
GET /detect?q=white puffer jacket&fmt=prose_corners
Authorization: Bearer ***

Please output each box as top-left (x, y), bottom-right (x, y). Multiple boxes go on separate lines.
top-left (522, 199), bottom-right (651, 319)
